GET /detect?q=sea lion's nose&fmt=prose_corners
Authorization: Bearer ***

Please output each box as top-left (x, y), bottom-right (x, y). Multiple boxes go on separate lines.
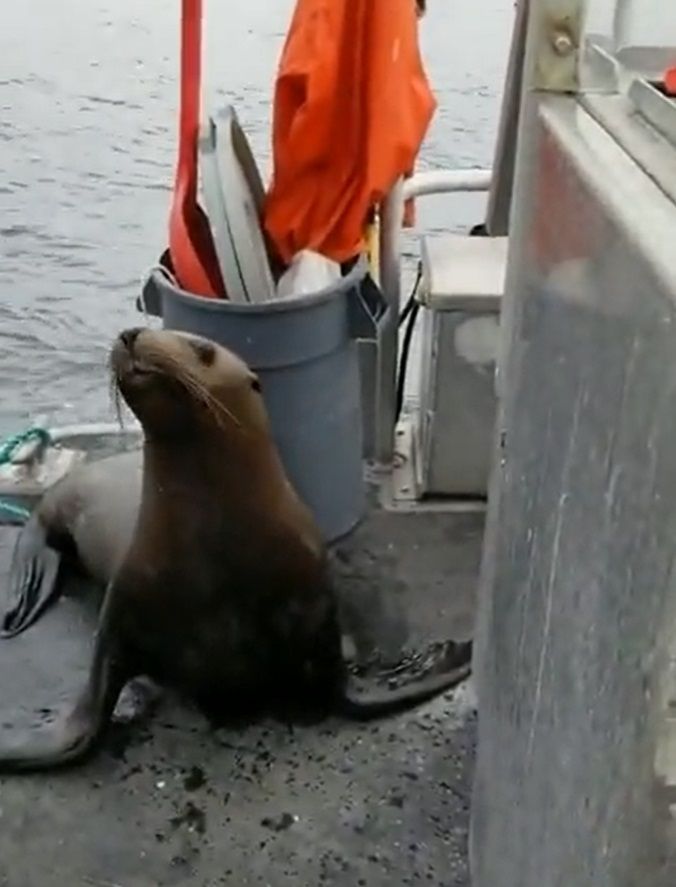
top-left (119, 328), bottom-right (142, 352)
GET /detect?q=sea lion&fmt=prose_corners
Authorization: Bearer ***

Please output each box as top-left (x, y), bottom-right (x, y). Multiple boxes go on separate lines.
top-left (0, 328), bottom-right (471, 772)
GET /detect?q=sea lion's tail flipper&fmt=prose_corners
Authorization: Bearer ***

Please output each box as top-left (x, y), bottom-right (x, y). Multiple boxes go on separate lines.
top-left (341, 638), bottom-right (472, 721)
top-left (1, 515), bottom-right (62, 637)
top-left (0, 584), bottom-right (128, 772)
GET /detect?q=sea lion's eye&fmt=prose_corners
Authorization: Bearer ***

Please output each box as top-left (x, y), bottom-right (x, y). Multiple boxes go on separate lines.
top-left (192, 341), bottom-right (215, 366)
top-left (251, 378), bottom-right (261, 393)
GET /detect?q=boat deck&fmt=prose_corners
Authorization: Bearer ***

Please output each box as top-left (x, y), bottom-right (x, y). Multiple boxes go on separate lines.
top-left (0, 458), bottom-right (482, 887)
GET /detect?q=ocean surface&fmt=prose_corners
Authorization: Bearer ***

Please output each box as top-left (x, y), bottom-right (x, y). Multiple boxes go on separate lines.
top-left (0, 0), bottom-right (515, 435)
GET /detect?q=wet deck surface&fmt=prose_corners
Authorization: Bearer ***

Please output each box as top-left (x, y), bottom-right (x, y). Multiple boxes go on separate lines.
top-left (0, 505), bottom-right (482, 887)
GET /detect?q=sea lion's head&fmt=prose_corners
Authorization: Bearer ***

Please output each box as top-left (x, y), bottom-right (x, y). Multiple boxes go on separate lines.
top-left (110, 327), bottom-right (268, 441)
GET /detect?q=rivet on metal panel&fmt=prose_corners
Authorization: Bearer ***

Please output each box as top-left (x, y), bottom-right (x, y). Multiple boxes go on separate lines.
top-left (551, 29), bottom-right (574, 57)
top-left (531, 1), bottom-right (584, 94)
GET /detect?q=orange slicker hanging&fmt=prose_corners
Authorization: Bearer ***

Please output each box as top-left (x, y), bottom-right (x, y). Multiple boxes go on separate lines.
top-left (263, 0), bottom-right (436, 266)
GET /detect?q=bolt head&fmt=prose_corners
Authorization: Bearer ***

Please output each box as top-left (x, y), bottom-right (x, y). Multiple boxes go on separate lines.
top-left (552, 31), bottom-right (574, 56)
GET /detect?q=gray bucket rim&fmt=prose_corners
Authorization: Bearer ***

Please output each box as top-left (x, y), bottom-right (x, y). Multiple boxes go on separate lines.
top-left (147, 254), bottom-right (369, 316)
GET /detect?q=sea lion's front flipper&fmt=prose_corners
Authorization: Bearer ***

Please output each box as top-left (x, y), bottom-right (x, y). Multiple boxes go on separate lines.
top-left (1, 514), bottom-right (62, 638)
top-left (341, 638), bottom-right (473, 720)
top-left (0, 583), bottom-right (129, 772)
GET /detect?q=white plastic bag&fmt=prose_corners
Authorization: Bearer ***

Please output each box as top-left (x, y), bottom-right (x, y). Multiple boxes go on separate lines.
top-left (276, 249), bottom-right (341, 300)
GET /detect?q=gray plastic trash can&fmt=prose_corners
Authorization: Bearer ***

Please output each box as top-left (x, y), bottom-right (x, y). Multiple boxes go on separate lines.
top-left (139, 255), bottom-right (386, 542)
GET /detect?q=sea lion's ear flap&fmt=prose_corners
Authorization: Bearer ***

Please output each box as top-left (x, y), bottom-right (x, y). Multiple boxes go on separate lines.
top-left (191, 340), bottom-right (216, 367)
top-left (251, 377), bottom-right (262, 393)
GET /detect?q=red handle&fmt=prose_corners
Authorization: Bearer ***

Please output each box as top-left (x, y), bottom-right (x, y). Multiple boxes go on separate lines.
top-left (177, 0), bottom-right (202, 193)
top-left (665, 66), bottom-right (676, 97)
top-left (169, 0), bottom-right (224, 298)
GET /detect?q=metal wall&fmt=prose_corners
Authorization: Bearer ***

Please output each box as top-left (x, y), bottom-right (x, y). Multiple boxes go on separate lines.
top-left (470, 95), bottom-right (676, 886)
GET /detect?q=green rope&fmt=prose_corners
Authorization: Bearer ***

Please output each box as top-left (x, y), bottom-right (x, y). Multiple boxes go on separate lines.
top-left (0, 426), bottom-right (50, 525)
top-left (0, 426), bottom-right (51, 465)
top-left (0, 500), bottom-right (30, 523)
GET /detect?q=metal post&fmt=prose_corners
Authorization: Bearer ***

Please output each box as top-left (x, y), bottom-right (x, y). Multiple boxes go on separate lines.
top-left (493, 0), bottom-right (586, 402)
top-left (611, 0), bottom-right (632, 52)
top-left (374, 178), bottom-right (404, 466)
top-left (484, 0), bottom-right (530, 236)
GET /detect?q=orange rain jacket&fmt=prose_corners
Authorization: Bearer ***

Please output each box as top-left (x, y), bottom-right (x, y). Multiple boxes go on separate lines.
top-left (263, 0), bottom-right (436, 265)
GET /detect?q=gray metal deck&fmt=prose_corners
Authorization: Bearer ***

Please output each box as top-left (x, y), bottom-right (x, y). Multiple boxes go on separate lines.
top-left (0, 499), bottom-right (482, 887)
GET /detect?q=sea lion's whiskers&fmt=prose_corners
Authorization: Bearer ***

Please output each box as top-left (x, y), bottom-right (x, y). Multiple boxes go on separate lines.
top-left (108, 364), bottom-right (127, 430)
top-left (110, 342), bottom-right (244, 433)
top-left (153, 353), bottom-right (243, 431)
top-left (181, 372), bottom-right (243, 431)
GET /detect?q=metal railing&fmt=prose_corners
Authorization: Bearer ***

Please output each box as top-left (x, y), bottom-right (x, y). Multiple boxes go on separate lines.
top-left (373, 169), bottom-right (492, 465)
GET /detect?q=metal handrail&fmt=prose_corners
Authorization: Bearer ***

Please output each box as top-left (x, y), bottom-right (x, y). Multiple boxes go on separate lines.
top-left (403, 168), bottom-right (492, 200)
top-left (374, 169), bottom-right (493, 465)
